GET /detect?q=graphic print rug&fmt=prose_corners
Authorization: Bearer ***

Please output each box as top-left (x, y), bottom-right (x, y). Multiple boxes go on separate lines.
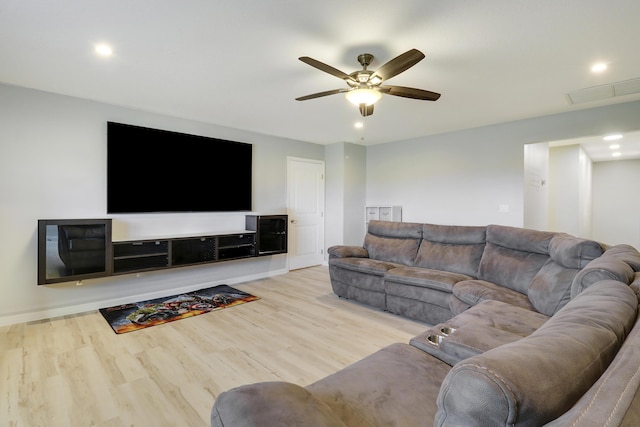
top-left (99, 284), bottom-right (259, 334)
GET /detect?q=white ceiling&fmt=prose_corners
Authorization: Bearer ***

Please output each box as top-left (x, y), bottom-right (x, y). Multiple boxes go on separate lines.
top-left (550, 130), bottom-right (640, 163)
top-left (2, 0), bottom-right (640, 147)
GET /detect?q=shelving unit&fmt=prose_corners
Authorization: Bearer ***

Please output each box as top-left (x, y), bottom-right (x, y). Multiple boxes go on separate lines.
top-left (112, 232), bottom-right (256, 275)
top-left (246, 215), bottom-right (288, 255)
top-left (37, 215), bottom-right (287, 285)
top-left (113, 239), bottom-right (169, 274)
top-left (217, 233), bottom-right (256, 260)
top-left (365, 205), bottom-right (402, 231)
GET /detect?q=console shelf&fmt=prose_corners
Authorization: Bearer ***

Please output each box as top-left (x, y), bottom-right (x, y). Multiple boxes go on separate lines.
top-left (38, 215), bottom-right (287, 285)
top-left (113, 232), bottom-right (256, 275)
top-left (113, 240), bottom-right (170, 274)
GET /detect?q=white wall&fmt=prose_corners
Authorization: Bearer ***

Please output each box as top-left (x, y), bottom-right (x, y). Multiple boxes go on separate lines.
top-left (0, 83), bottom-right (324, 325)
top-left (548, 145), bottom-right (593, 238)
top-left (578, 147), bottom-right (593, 238)
top-left (324, 143), bottom-right (344, 255)
top-left (592, 159), bottom-right (640, 249)
top-left (343, 143), bottom-right (366, 245)
top-left (523, 142), bottom-right (549, 231)
top-left (367, 127), bottom-right (525, 226)
top-left (367, 100), bottom-right (640, 228)
top-left (324, 142), bottom-right (366, 252)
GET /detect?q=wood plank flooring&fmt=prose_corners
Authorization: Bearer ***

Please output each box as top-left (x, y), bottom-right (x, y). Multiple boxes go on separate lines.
top-left (0, 266), bottom-right (428, 427)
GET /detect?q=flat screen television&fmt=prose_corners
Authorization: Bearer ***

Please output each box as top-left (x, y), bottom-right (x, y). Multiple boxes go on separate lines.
top-left (107, 122), bottom-right (252, 213)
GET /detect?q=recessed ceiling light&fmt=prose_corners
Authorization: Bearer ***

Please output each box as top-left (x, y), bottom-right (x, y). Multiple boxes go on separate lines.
top-left (603, 134), bottom-right (623, 141)
top-left (609, 144), bottom-right (620, 149)
top-left (95, 43), bottom-right (113, 57)
top-left (354, 122), bottom-right (363, 129)
top-left (591, 62), bottom-right (608, 73)
top-left (612, 152), bottom-right (622, 157)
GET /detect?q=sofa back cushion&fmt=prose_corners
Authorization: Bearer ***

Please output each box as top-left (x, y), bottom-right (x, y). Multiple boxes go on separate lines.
top-left (527, 234), bottom-right (605, 315)
top-left (435, 280), bottom-right (638, 427)
top-left (363, 220), bottom-right (423, 266)
top-left (414, 224), bottom-right (486, 277)
top-left (477, 225), bottom-right (554, 294)
top-left (571, 244), bottom-right (640, 298)
top-left (548, 233), bottom-right (604, 269)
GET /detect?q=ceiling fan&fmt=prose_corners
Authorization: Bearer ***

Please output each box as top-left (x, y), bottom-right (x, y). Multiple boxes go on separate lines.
top-left (295, 48), bottom-right (441, 117)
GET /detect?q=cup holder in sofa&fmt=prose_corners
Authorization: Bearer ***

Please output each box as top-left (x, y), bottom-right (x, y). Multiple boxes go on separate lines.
top-left (426, 326), bottom-right (457, 346)
top-left (427, 334), bottom-right (444, 346)
top-left (440, 326), bottom-right (457, 336)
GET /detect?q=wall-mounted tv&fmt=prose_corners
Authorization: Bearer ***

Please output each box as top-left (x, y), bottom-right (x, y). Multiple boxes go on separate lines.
top-left (107, 122), bottom-right (252, 214)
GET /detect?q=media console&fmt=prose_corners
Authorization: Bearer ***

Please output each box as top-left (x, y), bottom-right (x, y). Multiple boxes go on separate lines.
top-left (37, 215), bottom-right (287, 285)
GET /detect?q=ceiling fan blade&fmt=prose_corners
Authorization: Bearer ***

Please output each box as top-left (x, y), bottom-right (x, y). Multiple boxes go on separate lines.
top-left (295, 88), bottom-right (348, 101)
top-left (299, 57), bottom-right (357, 83)
top-left (372, 49), bottom-right (425, 81)
top-left (380, 85), bottom-right (441, 101)
top-left (359, 104), bottom-right (374, 117)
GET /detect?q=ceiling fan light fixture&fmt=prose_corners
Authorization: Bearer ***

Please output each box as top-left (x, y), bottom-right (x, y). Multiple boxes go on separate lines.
top-left (369, 75), bottom-right (382, 85)
top-left (345, 88), bottom-right (381, 106)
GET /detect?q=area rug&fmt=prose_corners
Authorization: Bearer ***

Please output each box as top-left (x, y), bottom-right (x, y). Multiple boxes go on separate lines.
top-left (99, 284), bottom-right (259, 334)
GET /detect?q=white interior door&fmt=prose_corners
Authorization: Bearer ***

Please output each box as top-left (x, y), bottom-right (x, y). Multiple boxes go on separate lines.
top-left (287, 157), bottom-right (325, 270)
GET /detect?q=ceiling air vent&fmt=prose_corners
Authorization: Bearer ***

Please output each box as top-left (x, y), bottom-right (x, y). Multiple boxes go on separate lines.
top-left (567, 77), bottom-right (640, 104)
top-left (614, 78), bottom-right (640, 96)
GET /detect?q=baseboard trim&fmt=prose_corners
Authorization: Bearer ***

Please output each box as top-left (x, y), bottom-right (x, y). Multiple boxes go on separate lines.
top-left (0, 268), bottom-right (288, 327)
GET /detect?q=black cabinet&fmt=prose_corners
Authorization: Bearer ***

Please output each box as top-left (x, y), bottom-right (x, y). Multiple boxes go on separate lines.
top-left (246, 215), bottom-right (288, 255)
top-left (218, 233), bottom-right (256, 260)
top-left (172, 237), bottom-right (216, 266)
top-left (113, 240), bottom-right (169, 274)
top-left (38, 219), bottom-right (113, 285)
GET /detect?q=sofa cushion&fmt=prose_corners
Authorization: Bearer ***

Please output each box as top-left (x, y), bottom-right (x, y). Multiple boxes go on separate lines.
top-left (385, 281), bottom-right (453, 308)
top-left (527, 259), bottom-right (579, 316)
top-left (414, 224), bottom-right (486, 277)
top-left (477, 225), bottom-right (554, 293)
top-left (385, 266), bottom-right (472, 292)
top-left (329, 257), bottom-right (402, 277)
top-left (435, 280), bottom-right (638, 427)
top-left (444, 299), bottom-right (548, 335)
top-left (327, 245), bottom-right (369, 259)
top-left (449, 296), bottom-right (471, 315)
top-left (211, 381), bottom-right (348, 427)
top-left (363, 220), bottom-right (423, 266)
top-left (548, 233), bottom-right (604, 269)
top-left (307, 343), bottom-right (450, 427)
top-left (523, 234), bottom-right (606, 315)
top-left (486, 224), bottom-right (554, 254)
top-left (452, 279), bottom-right (535, 311)
top-left (386, 293), bottom-right (455, 325)
top-left (571, 244), bottom-right (640, 298)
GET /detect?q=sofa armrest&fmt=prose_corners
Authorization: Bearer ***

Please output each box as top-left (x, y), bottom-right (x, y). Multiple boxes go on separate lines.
top-left (327, 245), bottom-right (369, 259)
top-left (211, 382), bottom-right (347, 427)
top-left (435, 281), bottom-right (637, 427)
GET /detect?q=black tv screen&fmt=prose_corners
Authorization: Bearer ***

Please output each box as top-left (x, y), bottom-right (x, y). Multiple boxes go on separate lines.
top-left (107, 122), bottom-right (252, 213)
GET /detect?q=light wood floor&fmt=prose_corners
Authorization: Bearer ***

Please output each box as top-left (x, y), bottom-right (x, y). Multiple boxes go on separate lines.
top-left (0, 266), bottom-right (428, 426)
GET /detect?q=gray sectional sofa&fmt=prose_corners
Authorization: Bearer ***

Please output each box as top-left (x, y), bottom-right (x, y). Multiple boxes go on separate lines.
top-left (211, 221), bottom-right (640, 426)
top-left (328, 221), bottom-right (614, 325)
